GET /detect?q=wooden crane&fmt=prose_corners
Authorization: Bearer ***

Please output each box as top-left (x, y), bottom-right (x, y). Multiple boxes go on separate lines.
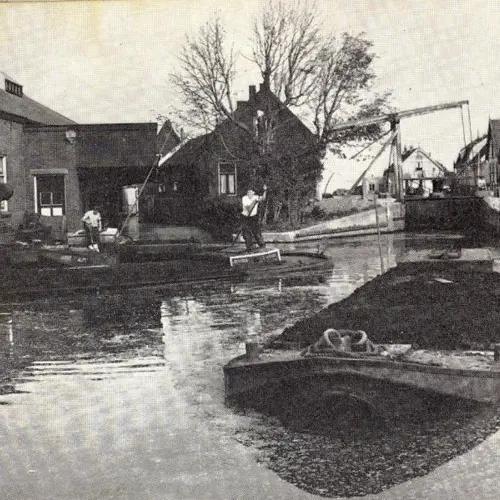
top-left (328, 100), bottom-right (470, 200)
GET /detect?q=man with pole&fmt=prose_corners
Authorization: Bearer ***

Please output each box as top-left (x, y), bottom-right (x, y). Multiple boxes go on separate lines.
top-left (241, 184), bottom-right (267, 252)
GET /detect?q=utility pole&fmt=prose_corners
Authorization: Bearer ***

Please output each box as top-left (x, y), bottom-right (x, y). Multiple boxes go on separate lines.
top-left (391, 119), bottom-right (403, 200)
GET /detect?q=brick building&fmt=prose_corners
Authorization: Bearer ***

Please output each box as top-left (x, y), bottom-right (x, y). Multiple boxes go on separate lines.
top-left (0, 71), bottom-right (157, 240)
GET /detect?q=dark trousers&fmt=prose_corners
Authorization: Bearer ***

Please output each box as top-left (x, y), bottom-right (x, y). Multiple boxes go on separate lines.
top-left (241, 215), bottom-right (264, 250)
top-left (84, 225), bottom-right (100, 247)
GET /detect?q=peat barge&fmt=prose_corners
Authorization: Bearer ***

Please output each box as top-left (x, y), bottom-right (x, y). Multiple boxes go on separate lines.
top-left (223, 247), bottom-right (500, 417)
top-left (0, 243), bottom-right (333, 298)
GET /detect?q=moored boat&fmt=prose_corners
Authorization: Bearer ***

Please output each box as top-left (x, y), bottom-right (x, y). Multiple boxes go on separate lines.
top-left (224, 329), bottom-right (500, 419)
top-left (0, 242), bottom-right (333, 298)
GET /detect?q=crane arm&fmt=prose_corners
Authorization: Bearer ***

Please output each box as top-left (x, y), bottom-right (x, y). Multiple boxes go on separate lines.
top-left (328, 100), bottom-right (469, 133)
top-left (395, 100), bottom-right (469, 120)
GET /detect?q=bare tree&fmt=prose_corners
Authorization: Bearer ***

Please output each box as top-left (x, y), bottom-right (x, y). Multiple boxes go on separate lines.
top-left (169, 4), bottom-right (390, 228)
top-left (250, 0), bottom-right (320, 108)
top-left (170, 15), bottom-right (239, 133)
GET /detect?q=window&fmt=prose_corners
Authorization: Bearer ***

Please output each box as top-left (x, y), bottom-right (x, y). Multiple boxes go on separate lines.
top-left (35, 175), bottom-right (65, 216)
top-left (369, 183), bottom-right (376, 192)
top-left (219, 162), bottom-right (236, 195)
top-left (0, 156), bottom-right (7, 212)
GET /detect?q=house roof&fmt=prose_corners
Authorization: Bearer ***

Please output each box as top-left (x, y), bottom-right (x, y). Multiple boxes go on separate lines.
top-left (164, 81), bottom-right (317, 168)
top-left (455, 134), bottom-right (487, 166)
top-left (157, 120), bottom-right (181, 156)
top-left (0, 74), bottom-right (75, 125)
top-left (402, 147), bottom-right (448, 172)
top-left (488, 119), bottom-right (500, 158)
top-left (163, 133), bottom-right (212, 166)
top-left (234, 82), bottom-right (316, 143)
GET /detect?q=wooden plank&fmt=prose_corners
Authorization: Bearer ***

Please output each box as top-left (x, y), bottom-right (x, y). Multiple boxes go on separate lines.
top-left (229, 248), bottom-right (281, 267)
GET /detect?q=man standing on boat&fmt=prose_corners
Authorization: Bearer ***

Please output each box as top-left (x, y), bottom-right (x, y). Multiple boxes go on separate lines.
top-left (82, 207), bottom-right (102, 252)
top-left (241, 184), bottom-right (267, 251)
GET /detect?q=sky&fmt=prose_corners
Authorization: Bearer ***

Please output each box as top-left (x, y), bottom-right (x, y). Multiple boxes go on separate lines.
top-left (1, 0), bottom-right (500, 190)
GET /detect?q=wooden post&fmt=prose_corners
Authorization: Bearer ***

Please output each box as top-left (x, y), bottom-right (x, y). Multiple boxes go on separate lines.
top-left (394, 120), bottom-right (403, 201)
top-left (494, 344), bottom-right (500, 362)
top-left (245, 341), bottom-right (260, 361)
top-left (390, 119), bottom-right (403, 200)
top-left (374, 194), bottom-right (385, 273)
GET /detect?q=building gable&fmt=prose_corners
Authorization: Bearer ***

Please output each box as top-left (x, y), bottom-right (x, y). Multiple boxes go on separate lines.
top-left (233, 82), bottom-right (316, 153)
top-left (487, 119), bottom-right (500, 159)
top-left (401, 147), bottom-right (447, 179)
top-left (157, 120), bottom-right (181, 157)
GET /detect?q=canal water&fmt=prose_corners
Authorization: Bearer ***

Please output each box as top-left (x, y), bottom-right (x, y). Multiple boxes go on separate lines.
top-left (0, 233), bottom-right (468, 500)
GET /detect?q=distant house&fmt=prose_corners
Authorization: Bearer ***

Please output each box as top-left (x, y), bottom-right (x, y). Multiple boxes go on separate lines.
top-left (0, 71), bottom-right (158, 240)
top-left (453, 134), bottom-right (487, 189)
top-left (454, 119), bottom-right (500, 195)
top-left (400, 147), bottom-right (449, 196)
top-left (373, 147), bottom-right (449, 198)
top-left (484, 119), bottom-right (500, 194)
top-left (158, 80), bottom-right (320, 224)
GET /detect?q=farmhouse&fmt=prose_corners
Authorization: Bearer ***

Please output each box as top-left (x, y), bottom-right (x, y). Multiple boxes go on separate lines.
top-left (363, 147), bottom-right (449, 198)
top-left (158, 80), bottom-right (321, 224)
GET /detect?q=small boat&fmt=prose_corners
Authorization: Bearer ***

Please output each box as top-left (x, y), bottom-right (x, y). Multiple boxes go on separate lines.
top-left (0, 242), bottom-right (333, 298)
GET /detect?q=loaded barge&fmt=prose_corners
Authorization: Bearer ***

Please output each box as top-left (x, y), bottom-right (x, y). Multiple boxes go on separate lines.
top-left (223, 247), bottom-right (500, 416)
top-left (0, 241), bottom-right (332, 298)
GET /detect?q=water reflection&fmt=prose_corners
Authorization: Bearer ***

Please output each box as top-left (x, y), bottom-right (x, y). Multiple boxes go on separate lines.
top-left (0, 232), bottom-right (472, 499)
top-left (0, 312), bottom-right (13, 361)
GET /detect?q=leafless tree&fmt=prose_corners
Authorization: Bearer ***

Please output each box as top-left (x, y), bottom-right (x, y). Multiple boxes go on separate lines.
top-left (171, 2), bottom-right (389, 146)
top-left (170, 15), bottom-right (239, 133)
top-left (249, 0), bottom-right (320, 108)
top-left (169, 4), bottom-right (390, 227)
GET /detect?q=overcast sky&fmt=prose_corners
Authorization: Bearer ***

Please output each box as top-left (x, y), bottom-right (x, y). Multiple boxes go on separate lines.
top-left (1, 0), bottom-right (499, 189)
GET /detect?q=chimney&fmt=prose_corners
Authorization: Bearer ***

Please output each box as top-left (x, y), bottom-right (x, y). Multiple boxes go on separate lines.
top-left (260, 70), bottom-right (270, 92)
top-left (249, 85), bottom-right (256, 101)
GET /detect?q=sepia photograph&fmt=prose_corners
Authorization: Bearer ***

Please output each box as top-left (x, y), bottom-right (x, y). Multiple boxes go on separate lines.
top-left (1, 0), bottom-right (500, 498)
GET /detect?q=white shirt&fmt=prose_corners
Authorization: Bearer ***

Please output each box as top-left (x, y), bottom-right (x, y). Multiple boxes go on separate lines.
top-left (82, 210), bottom-right (102, 229)
top-left (241, 194), bottom-right (263, 217)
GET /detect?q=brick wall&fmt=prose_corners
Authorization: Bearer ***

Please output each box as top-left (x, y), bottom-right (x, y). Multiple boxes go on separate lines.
top-left (0, 118), bottom-right (26, 228)
top-left (23, 126), bottom-right (82, 235)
